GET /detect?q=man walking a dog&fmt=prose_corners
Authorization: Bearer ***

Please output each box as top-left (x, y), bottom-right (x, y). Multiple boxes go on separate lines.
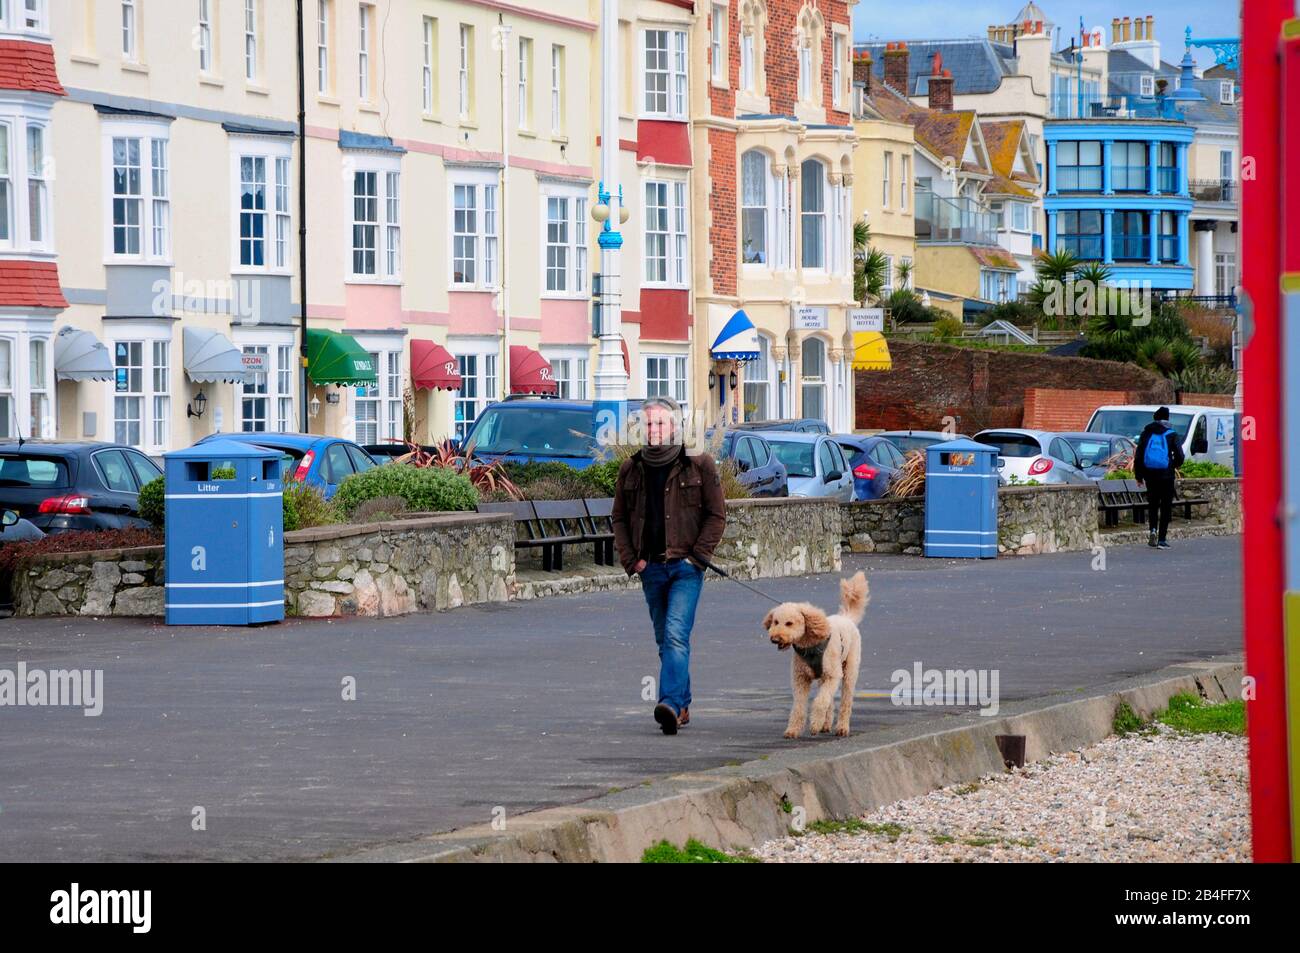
top-left (612, 396), bottom-right (727, 735)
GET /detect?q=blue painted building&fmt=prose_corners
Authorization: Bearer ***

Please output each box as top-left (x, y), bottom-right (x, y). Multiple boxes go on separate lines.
top-left (1043, 116), bottom-right (1195, 290)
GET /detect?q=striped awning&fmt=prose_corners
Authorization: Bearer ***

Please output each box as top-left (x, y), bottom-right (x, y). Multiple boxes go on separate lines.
top-left (53, 326), bottom-right (114, 381)
top-left (183, 327), bottom-right (247, 384)
top-left (709, 307), bottom-right (760, 361)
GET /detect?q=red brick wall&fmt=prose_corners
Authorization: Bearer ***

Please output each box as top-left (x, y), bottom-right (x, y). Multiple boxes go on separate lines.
top-left (1179, 392), bottom-right (1236, 408)
top-left (854, 342), bottom-right (1174, 432)
top-left (756, 1), bottom-right (851, 122)
top-left (707, 126), bottom-right (737, 296)
top-left (1023, 388), bottom-right (1134, 431)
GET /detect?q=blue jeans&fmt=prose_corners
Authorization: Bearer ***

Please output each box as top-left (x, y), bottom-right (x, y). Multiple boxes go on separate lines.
top-left (639, 559), bottom-right (704, 715)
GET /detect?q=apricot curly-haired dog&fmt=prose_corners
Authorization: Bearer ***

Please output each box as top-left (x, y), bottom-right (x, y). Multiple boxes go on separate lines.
top-left (763, 571), bottom-right (867, 738)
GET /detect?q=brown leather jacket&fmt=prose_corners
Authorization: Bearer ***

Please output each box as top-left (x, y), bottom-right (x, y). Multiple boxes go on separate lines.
top-left (611, 449), bottom-right (727, 575)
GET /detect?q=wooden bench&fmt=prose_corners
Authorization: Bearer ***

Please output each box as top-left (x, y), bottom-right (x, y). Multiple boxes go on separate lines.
top-left (478, 500), bottom-right (583, 572)
top-left (1098, 478), bottom-right (1212, 527)
top-left (582, 498), bottom-right (616, 567)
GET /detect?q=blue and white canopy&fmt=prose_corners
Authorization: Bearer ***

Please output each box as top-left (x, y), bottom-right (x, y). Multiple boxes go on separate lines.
top-left (709, 307), bottom-right (760, 361)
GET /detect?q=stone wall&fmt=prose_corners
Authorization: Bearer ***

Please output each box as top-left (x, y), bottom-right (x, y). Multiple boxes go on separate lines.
top-left (13, 545), bottom-right (165, 617)
top-left (284, 513), bottom-right (515, 617)
top-left (713, 498), bottom-right (842, 577)
top-left (998, 484), bottom-right (1099, 555)
top-left (1175, 478), bottom-right (1241, 532)
top-left (840, 497), bottom-right (925, 554)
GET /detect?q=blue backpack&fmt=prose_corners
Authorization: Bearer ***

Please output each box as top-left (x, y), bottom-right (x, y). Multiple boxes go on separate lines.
top-left (1143, 428), bottom-right (1171, 470)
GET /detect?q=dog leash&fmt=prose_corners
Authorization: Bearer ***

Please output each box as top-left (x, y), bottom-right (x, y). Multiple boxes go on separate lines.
top-left (700, 559), bottom-right (783, 605)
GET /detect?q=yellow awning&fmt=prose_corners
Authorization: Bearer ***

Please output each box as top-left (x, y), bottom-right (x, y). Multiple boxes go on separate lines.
top-left (852, 331), bottom-right (892, 372)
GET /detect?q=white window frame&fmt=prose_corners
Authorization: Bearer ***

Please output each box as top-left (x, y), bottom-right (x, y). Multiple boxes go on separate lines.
top-left (541, 186), bottom-right (588, 297)
top-left (710, 4), bottom-right (726, 84)
top-left (358, 2), bottom-right (372, 102)
top-left (743, 333), bottom-right (773, 421)
top-left (230, 136), bottom-right (293, 274)
top-left (741, 148), bottom-right (774, 267)
top-left (450, 337), bottom-right (498, 439)
top-left (458, 24), bottom-right (472, 121)
top-left (643, 352), bottom-right (688, 411)
top-left (25, 122), bottom-right (49, 250)
top-left (542, 347), bottom-right (591, 400)
top-left (0, 337), bottom-right (11, 441)
top-left (0, 120), bottom-right (11, 247)
top-left (800, 337), bottom-right (827, 423)
top-left (198, 0), bottom-right (213, 73)
top-left (641, 28), bottom-right (688, 120)
top-left (0, 114), bottom-right (54, 254)
top-left (900, 255), bottom-right (913, 290)
top-left (103, 118), bottom-right (172, 264)
top-left (517, 37), bottom-right (531, 129)
top-left (3, 0), bottom-right (48, 33)
top-left (882, 254), bottom-right (894, 294)
top-left (882, 151), bottom-right (892, 209)
top-left (1011, 200), bottom-right (1029, 232)
top-left (0, 330), bottom-right (54, 441)
top-left (421, 16), bottom-right (435, 114)
top-left (900, 154), bottom-right (909, 212)
top-left (121, 0), bottom-right (137, 61)
top-left (832, 32), bottom-right (845, 109)
top-left (317, 0), bottom-right (331, 94)
top-left (643, 178), bottom-right (688, 287)
top-left (550, 44), bottom-right (564, 135)
top-left (1140, 74), bottom-right (1154, 97)
top-left (349, 340), bottom-right (403, 444)
top-left (449, 168), bottom-right (500, 290)
top-left (800, 159), bottom-right (827, 271)
top-left (346, 153), bottom-right (401, 282)
top-left (109, 332), bottom-right (171, 455)
top-left (243, 0), bottom-right (258, 82)
top-left (27, 335), bottom-right (50, 438)
top-left (1219, 80), bottom-right (1235, 105)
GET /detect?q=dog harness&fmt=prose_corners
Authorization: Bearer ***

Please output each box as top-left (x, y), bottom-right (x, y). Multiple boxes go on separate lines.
top-left (793, 641), bottom-right (828, 679)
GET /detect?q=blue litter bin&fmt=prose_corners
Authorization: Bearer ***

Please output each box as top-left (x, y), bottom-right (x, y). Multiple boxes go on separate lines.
top-left (163, 439), bottom-right (285, 625)
top-left (924, 438), bottom-right (1000, 558)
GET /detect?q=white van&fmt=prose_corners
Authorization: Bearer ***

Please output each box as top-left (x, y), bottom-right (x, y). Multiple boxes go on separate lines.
top-left (1085, 404), bottom-right (1237, 472)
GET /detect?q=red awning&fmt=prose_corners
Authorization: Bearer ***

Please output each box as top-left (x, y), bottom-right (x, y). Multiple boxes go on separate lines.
top-left (509, 345), bottom-right (558, 395)
top-left (411, 339), bottom-right (463, 391)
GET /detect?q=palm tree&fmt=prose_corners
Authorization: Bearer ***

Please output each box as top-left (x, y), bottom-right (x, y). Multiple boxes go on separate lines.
top-left (1027, 248), bottom-right (1080, 314)
top-left (852, 220), bottom-right (888, 305)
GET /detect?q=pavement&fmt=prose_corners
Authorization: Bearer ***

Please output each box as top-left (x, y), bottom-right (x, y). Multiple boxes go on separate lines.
top-left (0, 535), bottom-right (1241, 862)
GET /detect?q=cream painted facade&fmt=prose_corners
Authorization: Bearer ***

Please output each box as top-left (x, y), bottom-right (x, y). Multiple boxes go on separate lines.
top-left (850, 116), bottom-right (916, 295)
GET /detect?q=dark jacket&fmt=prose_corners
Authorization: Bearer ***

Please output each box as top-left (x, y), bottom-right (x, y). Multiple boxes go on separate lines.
top-left (1134, 421), bottom-right (1185, 481)
top-left (611, 449), bottom-right (727, 575)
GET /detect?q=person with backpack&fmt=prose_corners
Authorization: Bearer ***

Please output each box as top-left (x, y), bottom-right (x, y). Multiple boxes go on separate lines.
top-left (1133, 406), bottom-right (1185, 549)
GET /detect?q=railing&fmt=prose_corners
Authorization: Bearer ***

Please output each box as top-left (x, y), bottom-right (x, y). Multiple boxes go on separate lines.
top-left (1058, 235), bottom-right (1104, 260)
top-left (914, 191), bottom-right (998, 245)
top-left (1157, 235), bottom-right (1180, 263)
top-left (1190, 179), bottom-right (1237, 204)
top-left (1056, 166), bottom-right (1103, 192)
top-left (1112, 235), bottom-right (1150, 261)
top-left (1111, 165), bottom-right (1148, 192)
top-left (1187, 293), bottom-right (1239, 310)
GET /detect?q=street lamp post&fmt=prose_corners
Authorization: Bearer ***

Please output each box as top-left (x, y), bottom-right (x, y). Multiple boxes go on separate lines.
top-left (593, 0), bottom-right (628, 446)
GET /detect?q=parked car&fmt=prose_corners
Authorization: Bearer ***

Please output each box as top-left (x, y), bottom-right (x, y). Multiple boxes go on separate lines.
top-left (833, 434), bottom-right (906, 500)
top-left (1085, 404), bottom-right (1238, 472)
top-left (195, 433), bottom-right (378, 499)
top-left (878, 429), bottom-right (971, 455)
top-left (0, 440), bottom-right (163, 534)
top-left (0, 508), bottom-right (44, 543)
top-left (973, 429), bottom-right (1094, 485)
top-left (459, 397), bottom-right (649, 469)
top-left (733, 418), bottom-right (830, 435)
top-left (709, 430), bottom-right (788, 497)
top-left (763, 432), bottom-right (855, 502)
top-left (362, 442), bottom-right (442, 464)
top-left (1056, 432), bottom-right (1136, 480)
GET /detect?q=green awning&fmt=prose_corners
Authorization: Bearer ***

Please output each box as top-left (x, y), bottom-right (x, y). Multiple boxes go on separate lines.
top-left (305, 329), bottom-right (377, 386)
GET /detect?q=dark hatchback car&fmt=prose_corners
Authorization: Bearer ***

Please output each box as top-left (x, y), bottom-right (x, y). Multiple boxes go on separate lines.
top-left (733, 418), bottom-right (830, 435)
top-left (833, 434), bottom-right (906, 500)
top-left (0, 441), bottom-right (163, 534)
top-left (712, 430), bottom-right (788, 497)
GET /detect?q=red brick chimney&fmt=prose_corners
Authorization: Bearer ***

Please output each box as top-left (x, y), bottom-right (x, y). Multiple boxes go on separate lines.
top-left (927, 51), bottom-right (953, 111)
top-left (883, 41), bottom-right (910, 94)
top-left (853, 51), bottom-right (873, 94)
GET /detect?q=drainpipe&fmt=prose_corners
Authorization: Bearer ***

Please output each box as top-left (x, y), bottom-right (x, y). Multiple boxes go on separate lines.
top-left (296, 0), bottom-right (309, 432)
top-left (497, 15), bottom-right (512, 397)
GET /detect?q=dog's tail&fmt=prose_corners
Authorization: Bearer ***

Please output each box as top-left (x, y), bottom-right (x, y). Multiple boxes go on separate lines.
top-left (839, 571), bottom-right (869, 624)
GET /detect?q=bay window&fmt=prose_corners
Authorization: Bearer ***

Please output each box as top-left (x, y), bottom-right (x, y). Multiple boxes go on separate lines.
top-left (644, 353), bottom-right (688, 409)
top-left (644, 179), bottom-right (687, 285)
top-left (1111, 141), bottom-right (1147, 192)
top-left (741, 149), bottom-right (771, 265)
top-left (241, 345), bottom-right (270, 431)
top-left (0, 340), bottom-right (10, 439)
top-left (544, 192), bottom-right (587, 294)
top-left (233, 138), bottom-right (292, 271)
top-left (350, 165), bottom-right (400, 279)
top-left (643, 29), bottom-right (687, 119)
top-left (29, 337), bottom-right (49, 438)
top-left (453, 346), bottom-right (498, 440)
top-left (800, 338), bottom-right (826, 423)
top-left (1056, 209), bottom-right (1102, 260)
top-left (1056, 141), bottom-right (1102, 191)
top-left (743, 334), bottom-right (772, 421)
top-left (450, 173), bottom-right (499, 288)
top-left (544, 349), bottom-right (590, 399)
top-left (113, 339), bottom-right (169, 452)
top-left (105, 121), bottom-right (171, 261)
top-left (800, 159), bottom-right (825, 269)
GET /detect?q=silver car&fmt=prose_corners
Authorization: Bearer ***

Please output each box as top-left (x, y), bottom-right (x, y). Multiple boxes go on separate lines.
top-left (973, 429), bottom-right (1094, 486)
top-left (764, 432), bottom-right (855, 502)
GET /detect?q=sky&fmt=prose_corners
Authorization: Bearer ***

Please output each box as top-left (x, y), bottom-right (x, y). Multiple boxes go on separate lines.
top-left (852, 1), bottom-right (1242, 70)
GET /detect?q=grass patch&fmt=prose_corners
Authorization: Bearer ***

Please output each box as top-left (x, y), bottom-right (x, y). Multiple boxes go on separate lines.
top-left (931, 834), bottom-right (956, 845)
top-left (954, 782), bottom-right (981, 796)
top-left (963, 836), bottom-right (1000, 847)
top-left (641, 838), bottom-right (760, 863)
top-left (796, 818), bottom-right (909, 840)
top-left (1156, 693), bottom-right (1245, 736)
top-left (1112, 701), bottom-right (1147, 736)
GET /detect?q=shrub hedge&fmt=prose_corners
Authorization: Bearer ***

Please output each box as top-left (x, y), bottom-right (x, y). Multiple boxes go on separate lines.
top-left (333, 464), bottom-right (478, 516)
